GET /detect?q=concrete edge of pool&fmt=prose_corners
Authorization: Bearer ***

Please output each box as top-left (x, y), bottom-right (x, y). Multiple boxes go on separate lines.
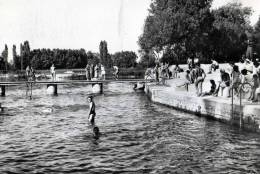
top-left (145, 84), bottom-right (260, 133)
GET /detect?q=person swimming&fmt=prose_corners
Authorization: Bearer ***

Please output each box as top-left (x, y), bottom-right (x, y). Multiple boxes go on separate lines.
top-left (93, 126), bottom-right (100, 139)
top-left (88, 96), bottom-right (96, 125)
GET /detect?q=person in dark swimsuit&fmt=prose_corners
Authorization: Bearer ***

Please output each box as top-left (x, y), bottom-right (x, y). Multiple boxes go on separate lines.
top-left (195, 63), bottom-right (206, 96)
top-left (88, 96), bottom-right (96, 125)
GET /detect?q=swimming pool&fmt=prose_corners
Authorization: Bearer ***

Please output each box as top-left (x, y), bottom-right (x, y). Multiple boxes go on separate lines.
top-left (0, 83), bottom-right (259, 173)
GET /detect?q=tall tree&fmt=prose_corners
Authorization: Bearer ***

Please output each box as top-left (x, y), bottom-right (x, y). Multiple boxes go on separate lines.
top-left (99, 40), bottom-right (112, 67)
top-left (138, 50), bottom-right (156, 68)
top-left (254, 16), bottom-right (260, 57)
top-left (1, 44), bottom-right (8, 71)
top-left (23, 40), bottom-right (30, 66)
top-left (20, 41), bottom-right (31, 70)
top-left (211, 3), bottom-right (252, 62)
top-left (139, 0), bottom-right (214, 63)
top-left (20, 43), bottom-right (24, 70)
top-left (112, 51), bottom-right (137, 68)
top-left (99, 41), bottom-right (107, 66)
top-left (12, 45), bottom-right (18, 69)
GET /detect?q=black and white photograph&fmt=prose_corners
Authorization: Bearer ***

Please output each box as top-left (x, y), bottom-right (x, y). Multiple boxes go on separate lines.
top-left (0, 0), bottom-right (260, 173)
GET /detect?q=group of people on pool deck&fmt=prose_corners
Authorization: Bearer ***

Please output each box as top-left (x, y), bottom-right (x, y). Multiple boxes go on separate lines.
top-left (25, 64), bottom-right (54, 81)
top-left (146, 56), bottom-right (260, 102)
top-left (182, 57), bottom-right (260, 102)
top-left (145, 62), bottom-right (172, 85)
top-left (85, 63), bottom-right (106, 80)
top-left (49, 63), bottom-right (119, 81)
top-left (182, 61), bottom-right (207, 96)
top-left (85, 63), bottom-right (119, 81)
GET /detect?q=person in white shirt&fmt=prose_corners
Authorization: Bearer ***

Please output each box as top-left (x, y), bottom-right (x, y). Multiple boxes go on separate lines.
top-left (50, 64), bottom-right (56, 81)
top-left (26, 65), bottom-right (30, 80)
top-left (187, 57), bottom-right (192, 70)
top-left (100, 64), bottom-right (106, 80)
top-left (208, 59), bottom-right (219, 74)
top-left (85, 63), bottom-right (91, 80)
top-left (113, 66), bottom-right (119, 80)
top-left (253, 61), bottom-right (260, 75)
top-left (244, 59), bottom-right (253, 73)
top-left (94, 64), bottom-right (99, 79)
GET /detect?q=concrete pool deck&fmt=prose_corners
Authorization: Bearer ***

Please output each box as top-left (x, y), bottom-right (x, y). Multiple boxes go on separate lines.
top-left (145, 64), bottom-right (260, 132)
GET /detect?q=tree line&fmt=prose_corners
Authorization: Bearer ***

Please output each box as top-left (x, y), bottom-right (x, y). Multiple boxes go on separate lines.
top-left (138, 1), bottom-right (260, 65)
top-left (0, 41), bottom-right (138, 71)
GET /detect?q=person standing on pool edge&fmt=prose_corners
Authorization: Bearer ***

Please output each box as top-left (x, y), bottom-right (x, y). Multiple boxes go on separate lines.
top-left (88, 96), bottom-right (96, 125)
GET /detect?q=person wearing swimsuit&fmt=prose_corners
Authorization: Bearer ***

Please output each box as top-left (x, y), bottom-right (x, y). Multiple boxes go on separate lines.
top-left (195, 63), bottom-right (206, 96)
top-left (88, 96), bottom-right (96, 125)
top-left (50, 64), bottom-right (56, 81)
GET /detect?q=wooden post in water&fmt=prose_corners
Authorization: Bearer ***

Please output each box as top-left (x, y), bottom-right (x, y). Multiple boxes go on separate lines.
top-left (100, 83), bottom-right (103, 93)
top-left (239, 87), bottom-right (243, 128)
top-left (231, 86), bottom-right (233, 120)
top-left (47, 84), bottom-right (58, 96)
top-left (30, 82), bottom-right (33, 99)
top-left (92, 83), bottom-right (103, 94)
top-left (1, 85), bottom-right (6, 97)
top-left (0, 103), bottom-right (3, 112)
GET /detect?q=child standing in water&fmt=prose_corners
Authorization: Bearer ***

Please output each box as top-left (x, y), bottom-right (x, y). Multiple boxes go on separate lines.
top-left (88, 96), bottom-right (96, 125)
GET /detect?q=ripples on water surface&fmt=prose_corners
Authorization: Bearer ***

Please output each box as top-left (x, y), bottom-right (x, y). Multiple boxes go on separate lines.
top-left (0, 83), bottom-right (259, 173)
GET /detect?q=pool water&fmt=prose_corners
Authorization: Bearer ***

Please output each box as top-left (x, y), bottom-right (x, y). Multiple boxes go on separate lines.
top-left (0, 83), bottom-right (259, 173)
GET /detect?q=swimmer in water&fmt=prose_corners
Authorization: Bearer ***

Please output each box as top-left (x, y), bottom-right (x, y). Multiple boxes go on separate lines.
top-left (88, 96), bottom-right (96, 125)
top-left (93, 126), bottom-right (100, 139)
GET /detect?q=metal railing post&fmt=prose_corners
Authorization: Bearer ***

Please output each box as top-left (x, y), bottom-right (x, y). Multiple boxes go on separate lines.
top-left (240, 86), bottom-right (242, 128)
top-left (231, 86), bottom-right (233, 119)
top-left (238, 82), bottom-right (252, 128)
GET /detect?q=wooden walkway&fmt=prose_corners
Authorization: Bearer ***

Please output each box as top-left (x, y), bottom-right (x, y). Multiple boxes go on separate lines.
top-left (0, 79), bottom-right (154, 96)
top-left (0, 79), bottom-right (153, 86)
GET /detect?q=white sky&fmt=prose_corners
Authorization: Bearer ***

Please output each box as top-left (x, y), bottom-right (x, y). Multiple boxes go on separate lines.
top-left (0, 0), bottom-right (259, 61)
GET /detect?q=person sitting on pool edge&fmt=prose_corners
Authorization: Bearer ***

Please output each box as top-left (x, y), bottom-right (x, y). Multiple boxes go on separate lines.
top-left (88, 96), bottom-right (96, 125)
top-left (200, 79), bottom-right (216, 97)
top-left (214, 69), bottom-right (231, 97)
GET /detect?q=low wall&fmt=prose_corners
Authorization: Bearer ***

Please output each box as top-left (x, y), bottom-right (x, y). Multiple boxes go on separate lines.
top-left (146, 85), bottom-right (260, 132)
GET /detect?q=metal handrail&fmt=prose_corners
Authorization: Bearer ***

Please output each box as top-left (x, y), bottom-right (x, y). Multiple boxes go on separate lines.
top-left (230, 81), bottom-right (253, 128)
